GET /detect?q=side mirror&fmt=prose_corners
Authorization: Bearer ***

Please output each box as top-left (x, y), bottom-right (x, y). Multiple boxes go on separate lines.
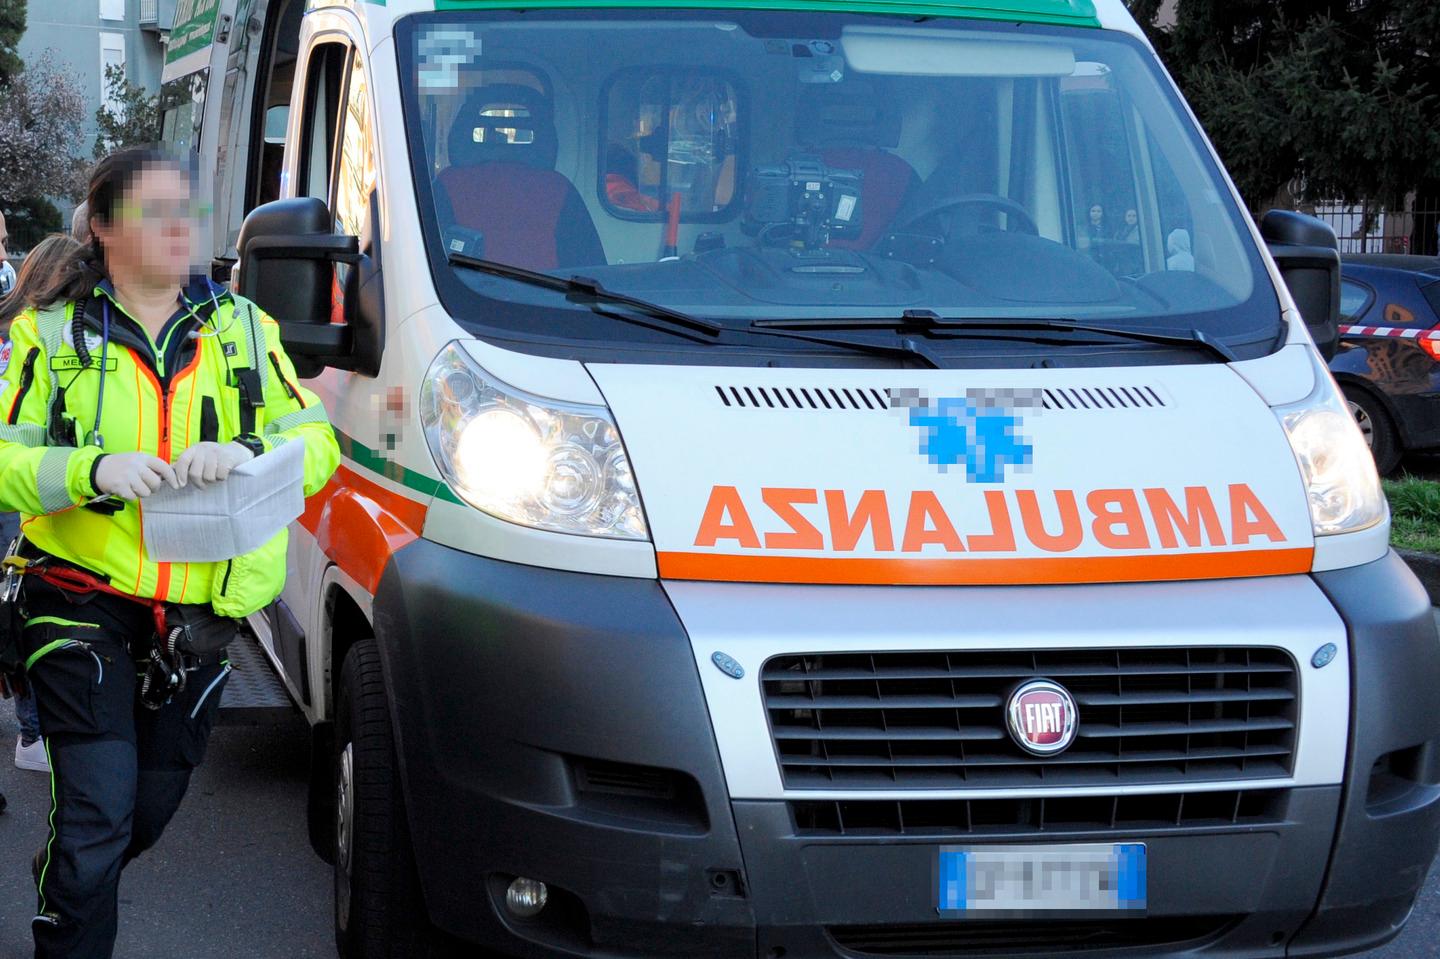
top-left (336, 191), bottom-right (385, 378)
top-left (235, 197), bottom-right (358, 378)
top-left (1261, 210), bottom-right (1341, 360)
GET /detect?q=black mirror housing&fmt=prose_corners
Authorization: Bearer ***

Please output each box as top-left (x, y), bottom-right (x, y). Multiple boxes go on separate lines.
top-left (1261, 210), bottom-right (1341, 360)
top-left (335, 191), bottom-right (385, 378)
top-left (236, 197), bottom-right (359, 377)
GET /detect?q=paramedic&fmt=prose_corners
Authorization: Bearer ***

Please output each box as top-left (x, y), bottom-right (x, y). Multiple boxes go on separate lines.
top-left (0, 147), bottom-right (339, 959)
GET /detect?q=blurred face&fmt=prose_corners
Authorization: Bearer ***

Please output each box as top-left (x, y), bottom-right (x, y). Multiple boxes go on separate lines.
top-left (1089, 205), bottom-right (1103, 225)
top-left (1125, 209), bottom-right (1138, 226)
top-left (0, 211), bottom-right (9, 265)
top-left (96, 165), bottom-right (196, 290)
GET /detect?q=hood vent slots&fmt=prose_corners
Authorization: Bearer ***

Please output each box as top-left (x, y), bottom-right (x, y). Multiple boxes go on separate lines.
top-left (716, 385), bottom-right (890, 411)
top-left (1041, 386), bottom-right (1164, 411)
top-left (714, 385), bottom-right (1163, 412)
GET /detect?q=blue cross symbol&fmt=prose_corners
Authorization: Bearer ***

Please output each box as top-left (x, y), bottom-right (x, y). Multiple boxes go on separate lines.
top-left (907, 397), bottom-right (1033, 483)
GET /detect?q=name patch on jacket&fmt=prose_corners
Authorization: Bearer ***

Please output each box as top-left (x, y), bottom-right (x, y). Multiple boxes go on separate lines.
top-left (50, 356), bottom-right (119, 372)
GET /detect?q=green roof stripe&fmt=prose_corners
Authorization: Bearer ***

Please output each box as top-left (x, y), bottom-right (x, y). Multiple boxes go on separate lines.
top-left (431, 0), bottom-right (1099, 28)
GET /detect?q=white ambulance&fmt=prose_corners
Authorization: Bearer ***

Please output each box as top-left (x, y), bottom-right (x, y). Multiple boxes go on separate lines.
top-left (163, 0), bottom-right (1440, 955)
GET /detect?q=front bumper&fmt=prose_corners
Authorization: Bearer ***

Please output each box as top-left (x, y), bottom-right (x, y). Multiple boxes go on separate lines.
top-left (371, 543), bottom-right (1440, 958)
top-left (1288, 554), bottom-right (1440, 955)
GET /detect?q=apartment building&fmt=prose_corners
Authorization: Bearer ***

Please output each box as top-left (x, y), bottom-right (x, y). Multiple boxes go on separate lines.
top-left (18, 0), bottom-right (178, 152)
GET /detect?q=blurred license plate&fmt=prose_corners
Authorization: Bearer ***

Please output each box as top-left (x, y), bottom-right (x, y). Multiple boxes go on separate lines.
top-left (938, 843), bottom-right (1146, 913)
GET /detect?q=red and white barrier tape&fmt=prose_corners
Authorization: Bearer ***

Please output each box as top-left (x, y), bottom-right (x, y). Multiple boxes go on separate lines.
top-left (1339, 324), bottom-right (1440, 340)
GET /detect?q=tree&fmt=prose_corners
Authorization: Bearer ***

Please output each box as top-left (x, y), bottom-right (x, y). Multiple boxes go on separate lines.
top-left (0, 49), bottom-right (88, 248)
top-left (0, 0), bottom-right (24, 88)
top-left (1134, 1), bottom-right (1440, 213)
top-left (0, 196), bottom-right (61, 253)
top-left (94, 62), bottom-right (161, 158)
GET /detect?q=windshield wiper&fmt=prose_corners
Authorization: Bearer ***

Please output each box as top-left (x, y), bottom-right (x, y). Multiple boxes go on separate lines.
top-left (448, 252), bottom-right (940, 366)
top-left (741, 325), bottom-right (942, 369)
top-left (447, 252), bottom-right (723, 343)
top-left (754, 310), bottom-right (1238, 363)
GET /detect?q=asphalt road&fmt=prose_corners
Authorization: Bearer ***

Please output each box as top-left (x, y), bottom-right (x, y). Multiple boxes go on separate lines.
top-left (0, 712), bottom-right (332, 959)
top-left (0, 624), bottom-right (1437, 958)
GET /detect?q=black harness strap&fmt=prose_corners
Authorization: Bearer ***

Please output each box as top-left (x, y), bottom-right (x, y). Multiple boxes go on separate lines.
top-left (199, 396), bottom-right (219, 443)
top-left (234, 368), bottom-right (263, 435)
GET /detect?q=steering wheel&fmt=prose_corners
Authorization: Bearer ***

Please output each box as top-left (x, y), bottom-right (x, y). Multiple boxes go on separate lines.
top-left (893, 193), bottom-right (1040, 238)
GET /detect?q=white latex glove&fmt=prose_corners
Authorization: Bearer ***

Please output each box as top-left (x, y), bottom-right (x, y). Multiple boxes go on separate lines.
top-left (171, 441), bottom-right (254, 489)
top-left (93, 453), bottom-right (180, 500)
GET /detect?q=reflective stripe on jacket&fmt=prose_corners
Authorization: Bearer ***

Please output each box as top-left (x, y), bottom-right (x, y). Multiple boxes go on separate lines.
top-left (0, 282), bottom-right (340, 617)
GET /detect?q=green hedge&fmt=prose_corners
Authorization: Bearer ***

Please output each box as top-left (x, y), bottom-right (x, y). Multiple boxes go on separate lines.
top-left (1385, 477), bottom-right (1440, 554)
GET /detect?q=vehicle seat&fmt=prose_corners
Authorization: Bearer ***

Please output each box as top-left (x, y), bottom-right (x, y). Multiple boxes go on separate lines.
top-left (435, 84), bottom-right (605, 271)
top-left (796, 80), bottom-right (919, 251)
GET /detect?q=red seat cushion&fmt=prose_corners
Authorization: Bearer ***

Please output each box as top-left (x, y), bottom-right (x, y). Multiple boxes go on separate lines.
top-left (820, 147), bottom-right (919, 251)
top-left (436, 163), bottom-right (578, 272)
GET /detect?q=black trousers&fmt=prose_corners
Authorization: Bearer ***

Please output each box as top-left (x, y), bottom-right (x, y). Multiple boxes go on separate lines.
top-left (19, 580), bottom-right (231, 959)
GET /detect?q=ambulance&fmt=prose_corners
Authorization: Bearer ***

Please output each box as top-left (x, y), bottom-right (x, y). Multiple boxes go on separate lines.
top-left (161, 0), bottom-right (1440, 955)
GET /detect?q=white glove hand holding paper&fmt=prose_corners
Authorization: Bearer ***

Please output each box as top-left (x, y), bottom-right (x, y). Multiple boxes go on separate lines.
top-left (95, 453), bottom-right (180, 500)
top-left (172, 441), bottom-right (254, 489)
top-left (141, 440), bottom-right (306, 563)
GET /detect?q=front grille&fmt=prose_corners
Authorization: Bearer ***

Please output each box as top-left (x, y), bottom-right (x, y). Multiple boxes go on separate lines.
top-left (763, 648), bottom-right (1298, 789)
top-left (791, 789), bottom-right (1288, 835)
top-left (827, 916), bottom-right (1236, 956)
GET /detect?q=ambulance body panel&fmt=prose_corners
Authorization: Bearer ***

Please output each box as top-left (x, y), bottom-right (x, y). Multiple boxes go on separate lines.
top-left (166, 0), bottom-right (1440, 954)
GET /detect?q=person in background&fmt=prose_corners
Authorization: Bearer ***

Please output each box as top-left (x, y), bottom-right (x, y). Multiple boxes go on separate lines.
top-left (0, 211), bottom-right (14, 300)
top-left (1167, 228), bottom-right (1196, 271)
top-left (0, 234), bottom-right (86, 774)
top-left (1116, 208), bottom-right (1140, 243)
top-left (1085, 203), bottom-right (1106, 244)
top-left (71, 202), bottom-right (91, 244)
top-left (0, 232), bottom-right (83, 349)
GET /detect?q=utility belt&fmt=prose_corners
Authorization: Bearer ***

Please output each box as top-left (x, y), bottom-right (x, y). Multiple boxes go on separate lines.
top-left (0, 538), bottom-right (239, 710)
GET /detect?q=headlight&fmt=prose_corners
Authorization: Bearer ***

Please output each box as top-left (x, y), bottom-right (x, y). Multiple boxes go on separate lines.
top-left (1275, 353), bottom-right (1386, 536)
top-left (420, 343), bottom-right (649, 540)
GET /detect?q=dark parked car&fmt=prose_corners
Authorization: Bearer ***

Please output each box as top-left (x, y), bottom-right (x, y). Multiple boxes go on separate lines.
top-left (1328, 254), bottom-right (1440, 473)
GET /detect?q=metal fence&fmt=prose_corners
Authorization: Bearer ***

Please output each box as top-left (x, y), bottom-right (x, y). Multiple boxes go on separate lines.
top-left (1308, 205), bottom-right (1440, 257)
top-left (139, 0), bottom-right (159, 25)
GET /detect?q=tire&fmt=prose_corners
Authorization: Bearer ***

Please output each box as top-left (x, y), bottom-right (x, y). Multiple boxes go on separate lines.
top-left (1345, 387), bottom-right (1402, 476)
top-left (334, 639), bottom-right (433, 959)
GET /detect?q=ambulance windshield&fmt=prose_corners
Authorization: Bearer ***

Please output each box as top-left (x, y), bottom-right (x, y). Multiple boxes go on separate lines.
top-left (397, 12), bottom-right (1281, 361)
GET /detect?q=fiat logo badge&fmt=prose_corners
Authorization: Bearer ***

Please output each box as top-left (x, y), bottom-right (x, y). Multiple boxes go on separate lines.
top-left (1006, 679), bottom-right (1078, 756)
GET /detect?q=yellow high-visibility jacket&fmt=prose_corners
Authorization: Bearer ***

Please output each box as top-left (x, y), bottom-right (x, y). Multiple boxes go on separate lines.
top-left (0, 277), bottom-right (339, 617)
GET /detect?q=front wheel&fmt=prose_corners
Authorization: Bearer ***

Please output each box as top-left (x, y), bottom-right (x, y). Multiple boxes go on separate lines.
top-left (1344, 387), bottom-right (1402, 476)
top-left (334, 639), bottom-right (433, 959)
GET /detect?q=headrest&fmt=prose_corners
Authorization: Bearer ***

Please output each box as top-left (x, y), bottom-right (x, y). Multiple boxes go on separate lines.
top-left (447, 84), bottom-right (558, 170)
top-left (795, 79), bottom-right (901, 150)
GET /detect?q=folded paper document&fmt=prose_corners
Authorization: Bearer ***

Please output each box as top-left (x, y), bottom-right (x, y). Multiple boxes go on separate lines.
top-left (142, 440), bottom-right (306, 563)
